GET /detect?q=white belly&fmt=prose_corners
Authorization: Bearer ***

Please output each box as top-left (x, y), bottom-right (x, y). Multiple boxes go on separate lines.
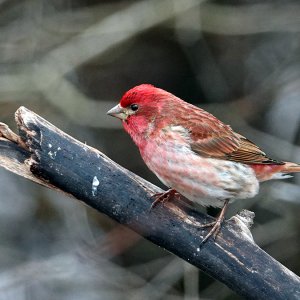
top-left (142, 139), bottom-right (259, 208)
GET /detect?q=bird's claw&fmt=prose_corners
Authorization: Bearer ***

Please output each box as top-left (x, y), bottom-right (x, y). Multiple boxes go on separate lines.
top-left (150, 189), bottom-right (180, 210)
top-left (198, 199), bottom-right (229, 247)
top-left (199, 219), bottom-right (223, 247)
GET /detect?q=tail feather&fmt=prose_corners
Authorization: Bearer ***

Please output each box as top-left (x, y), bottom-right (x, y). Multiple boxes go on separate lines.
top-left (252, 161), bottom-right (300, 181)
top-left (282, 162), bottom-right (300, 173)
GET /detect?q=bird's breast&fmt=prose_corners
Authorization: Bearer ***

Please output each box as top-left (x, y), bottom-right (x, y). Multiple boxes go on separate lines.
top-left (141, 136), bottom-right (259, 207)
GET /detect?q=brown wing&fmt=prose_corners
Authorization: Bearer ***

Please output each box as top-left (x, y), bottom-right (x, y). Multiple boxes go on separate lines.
top-left (187, 115), bottom-right (282, 165)
top-left (224, 134), bottom-right (283, 164)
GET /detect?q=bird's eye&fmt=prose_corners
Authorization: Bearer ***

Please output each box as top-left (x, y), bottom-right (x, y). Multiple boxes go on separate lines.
top-left (130, 104), bottom-right (139, 111)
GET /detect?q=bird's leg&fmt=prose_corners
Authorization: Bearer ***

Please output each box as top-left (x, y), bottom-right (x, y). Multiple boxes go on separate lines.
top-left (150, 188), bottom-right (180, 209)
top-left (199, 199), bottom-right (230, 246)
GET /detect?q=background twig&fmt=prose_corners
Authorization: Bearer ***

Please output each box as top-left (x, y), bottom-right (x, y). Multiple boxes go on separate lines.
top-left (0, 1), bottom-right (299, 299)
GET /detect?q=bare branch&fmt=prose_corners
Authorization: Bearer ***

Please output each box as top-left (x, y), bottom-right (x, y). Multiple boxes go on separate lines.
top-left (0, 106), bottom-right (299, 300)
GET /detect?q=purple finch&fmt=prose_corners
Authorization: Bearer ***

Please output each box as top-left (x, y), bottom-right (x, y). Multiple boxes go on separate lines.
top-left (107, 84), bottom-right (300, 243)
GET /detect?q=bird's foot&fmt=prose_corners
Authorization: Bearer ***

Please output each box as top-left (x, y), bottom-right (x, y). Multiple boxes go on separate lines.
top-left (150, 188), bottom-right (180, 210)
top-left (199, 217), bottom-right (225, 246)
top-left (199, 199), bottom-right (229, 247)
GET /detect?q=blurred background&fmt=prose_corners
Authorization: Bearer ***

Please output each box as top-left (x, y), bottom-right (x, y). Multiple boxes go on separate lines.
top-left (0, 0), bottom-right (300, 299)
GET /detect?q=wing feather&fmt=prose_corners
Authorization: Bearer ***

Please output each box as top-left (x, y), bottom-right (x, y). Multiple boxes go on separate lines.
top-left (162, 96), bottom-right (282, 165)
top-left (185, 112), bottom-right (282, 165)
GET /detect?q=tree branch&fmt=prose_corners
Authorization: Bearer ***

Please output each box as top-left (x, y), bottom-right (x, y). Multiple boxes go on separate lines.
top-left (0, 106), bottom-right (299, 299)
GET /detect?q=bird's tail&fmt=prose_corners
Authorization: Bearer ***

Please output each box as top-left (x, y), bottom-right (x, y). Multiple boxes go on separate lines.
top-left (252, 161), bottom-right (300, 181)
top-left (282, 162), bottom-right (300, 173)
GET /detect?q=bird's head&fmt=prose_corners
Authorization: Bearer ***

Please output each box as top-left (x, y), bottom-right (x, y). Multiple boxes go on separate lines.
top-left (107, 84), bottom-right (169, 147)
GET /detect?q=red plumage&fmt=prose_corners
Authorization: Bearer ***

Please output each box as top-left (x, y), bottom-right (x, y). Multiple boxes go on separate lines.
top-left (109, 84), bottom-right (300, 202)
top-left (107, 84), bottom-right (300, 241)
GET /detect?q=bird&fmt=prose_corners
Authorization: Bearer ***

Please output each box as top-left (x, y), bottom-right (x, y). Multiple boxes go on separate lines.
top-left (107, 84), bottom-right (300, 244)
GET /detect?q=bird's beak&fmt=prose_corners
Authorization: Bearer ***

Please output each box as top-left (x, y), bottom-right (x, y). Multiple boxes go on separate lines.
top-left (107, 104), bottom-right (127, 120)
